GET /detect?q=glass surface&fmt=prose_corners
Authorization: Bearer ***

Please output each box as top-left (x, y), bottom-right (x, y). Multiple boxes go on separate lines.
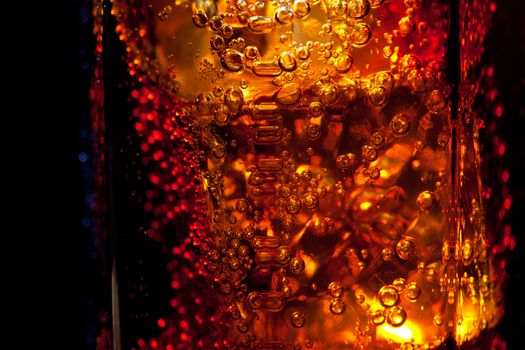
top-left (92, 0), bottom-right (504, 348)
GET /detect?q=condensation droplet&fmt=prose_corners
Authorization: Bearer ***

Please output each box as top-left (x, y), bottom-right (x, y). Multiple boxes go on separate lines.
top-left (236, 199), bottom-right (249, 212)
top-left (322, 23), bottom-right (332, 34)
top-left (368, 167), bottom-right (380, 180)
top-left (371, 131), bottom-right (386, 146)
top-left (347, 0), bottom-right (370, 18)
top-left (362, 144), bottom-right (378, 162)
top-left (389, 114), bottom-right (411, 136)
top-left (328, 281), bottom-right (344, 297)
top-left (293, 0), bottom-right (311, 18)
top-left (192, 11), bottom-right (208, 28)
top-left (291, 311), bottom-right (306, 328)
top-left (302, 192), bottom-right (319, 210)
top-left (396, 238), bottom-right (416, 260)
top-left (392, 278), bottom-right (406, 292)
top-left (417, 190), bottom-right (435, 210)
top-left (433, 313), bottom-right (444, 326)
top-left (398, 17), bottom-right (416, 36)
top-left (382, 247), bottom-right (395, 261)
top-left (244, 46), bottom-right (260, 60)
top-left (437, 132), bottom-right (449, 147)
top-left (336, 155), bottom-right (350, 170)
top-left (306, 123), bottom-right (321, 140)
top-left (224, 87), bottom-right (244, 113)
top-left (221, 49), bottom-right (245, 72)
top-left (329, 298), bottom-right (346, 314)
top-left (276, 83), bottom-right (302, 105)
top-left (405, 282), bottom-right (421, 301)
top-left (387, 306), bottom-right (407, 327)
top-left (290, 257), bottom-right (305, 274)
top-left (368, 86), bottom-right (389, 107)
top-left (308, 101), bottom-right (323, 116)
top-left (248, 16), bottom-right (276, 33)
top-left (275, 6), bottom-right (294, 24)
top-left (286, 196), bottom-right (302, 213)
top-left (334, 54), bottom-right (353, 73)
top-left (278, 51), bottom-right (297, 71)
top-left (277, 246), bottom-right (292, 264)
top-left (350, 22), bottom-right (372, 47)
top-left (221, 24), bottom-right (234, 38)
top-left (462, 240), bottom-right (474, 263)
top-left (371, 309), bottom-right (386, 325)
top-left (378, 285), bottom-right (399, 307)
top-left (214, 106), bottom-right (230, 126)
top-left (209, 17), bottom-right (223, 33)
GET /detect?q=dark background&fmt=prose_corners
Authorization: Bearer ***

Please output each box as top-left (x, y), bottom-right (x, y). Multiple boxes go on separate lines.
top-left (26, 0), bottom-right (524, 349)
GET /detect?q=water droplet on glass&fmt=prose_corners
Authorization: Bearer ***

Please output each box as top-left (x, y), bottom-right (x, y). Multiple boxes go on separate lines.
top-left (382, 247), bottom-right (395, 261)
top-left (214, 106), bottom-right (230, 126)
top-left (306, 123), bottom-right (321, 140)
top-left (405, 282), bottom-right (421, 301)
top-left (362, 144), bottom-right (378, 162)
top-left (392, 278), bottom-right (406, 292)
top-left (209, 16), bottom-right (223, 31)
top-left (301, 192), bottom-right (318, 210)
top-left (368, 86), bottom-right (389, 107)
top-left (433, 313), bottom-right (444, 326)
top-left (293, 0), bottom-right (311, 18)
top-left (336, 154), bottom-right (350, 170)
top-left (286, 196), bottom-right (302, 214)
top-left (389, 114), bottom-right (411, 136)
top-left (350, 22), bottom-right (372, 47)
top-left (437, 132), bottom-right (449, 147)
top-left (396, 238), bottom-right (416, 260)
top-left (371, 309), bottom-right (386, 325)
top-left (378, 285), bottom-right (399, 307)
top-left (371, 131), bottom-right (386, 146)
top-left (290, 257), bottom-right (305, 274)
top-left (248, 16), bottom-right (276, 33)
top-left (275, 6), bottom-right (294, 24)
top-left (224, 87), bottom-right (244, 113)
top-left (417, 190), bottom-right (435, 210)
top-left (308, 101), bottom-right (323, 116)
top-left (328, 281), bottom-right (344, 297)
top-left (334, 54), bottom-right (353, 73)
top-left (192, 11), bottom-right (208, 28)
top-left (398, 16), bottom-right (416, 36)
top-left (221, 49), bottom-right (245, 72)
top-left (278, 51), bottom-right (297, 71)
top-left (291, 311), bottom-right (306, 328)
top-left (236, 199), bottom-right (249, 212)
top-left (347, 0), bottom-right (370, 18)
top-left (329, 298), bottom-right (346, 314)
top-left (387, 306), bottom-right (407, 327)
